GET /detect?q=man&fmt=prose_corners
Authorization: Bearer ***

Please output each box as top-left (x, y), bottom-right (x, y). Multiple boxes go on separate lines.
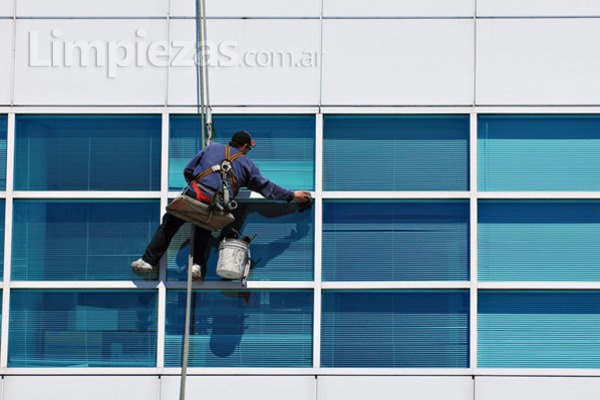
top-left (131, 130), bottom-right (312, 280)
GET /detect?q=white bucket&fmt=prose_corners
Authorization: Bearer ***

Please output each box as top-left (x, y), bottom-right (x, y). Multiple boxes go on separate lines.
top-left (216, 239), bottom-right (251, 280)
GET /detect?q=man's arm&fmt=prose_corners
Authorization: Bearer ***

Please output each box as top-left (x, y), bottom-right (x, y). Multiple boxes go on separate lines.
top-left (246, 162), bottom-right (311, 203)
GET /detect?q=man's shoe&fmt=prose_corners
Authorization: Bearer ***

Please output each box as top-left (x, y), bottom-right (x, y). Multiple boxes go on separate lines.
top-left (131, 258), bottom-right (156, 279)
top-left (191, 264), bottom-right (203, 281)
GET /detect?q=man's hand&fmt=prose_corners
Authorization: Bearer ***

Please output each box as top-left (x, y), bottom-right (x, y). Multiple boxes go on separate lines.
top-left (293, 190), bottom-right (312, 204)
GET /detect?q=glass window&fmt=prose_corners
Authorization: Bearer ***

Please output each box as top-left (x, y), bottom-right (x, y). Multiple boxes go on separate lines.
top-left (166, 201), bottom-right (314, 282)
top-left (169, 115), bottom-right (315, 191)
top-left (0, 200), bottom-right (4, 280)
top-left (12, 200), bottom-right (160, 281)
top-left (479, 201), bottom-right (600, 282)
top-left (321, 290), bottom-right (469, 368)
top-left (323, 115), bottom-right (470, 191)
top-left (14, 115), bottom-right (161, 191)
top-left (478, 115), bottom-right (600, 191)
top-left (0, 114), bottom-right (6, 190)
top-left (323, 200), bottom-right (469, 281)
top-left (165, 290), bottom-right (313, 368)
top-left (479, 290), bottom-right (600, 368)
top-left (9, 290), bottom-right (158, 367)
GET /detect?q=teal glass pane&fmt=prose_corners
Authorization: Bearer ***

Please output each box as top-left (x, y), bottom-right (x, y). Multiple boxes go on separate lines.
top-left (321, 290), bottom-right (469, 368)
top-left (0, 115), bottom-right (6, 190)
top-left (169, 115), bottom-right (315, 191)
top-left (12, 200), bottom-right (160, 281)
top-left (0, 201), bottom-right (4, 280)
top-left (9, 290), bottom-right (157, 367)
top-left (323, 115), bottom-right (469, 191)
top-left (15, 115), bottom-right (161, 190)
top-left (323, 200), bottom-right (469, 281)
top-left (479, 290), bottom-right (600, 368)
top-left (165, 290), bottom-right (313, 367)
top-left (479, 115), bottom-right (600, 191)
top-left (479, 201), bottom-right (600, 281)
top-left (166, 201), bottom-right (314, 281)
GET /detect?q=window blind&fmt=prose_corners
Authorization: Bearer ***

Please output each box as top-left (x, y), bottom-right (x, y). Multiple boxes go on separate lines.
top-left (323, 115), bottom-right (469, 191)
top-left (14, 115), bottom-right (161, 191)
top-left (164, 290), bottom-right (313, 367)
top-left (11, 200), bottom-right (160, 281)
top-left (321, 290), bottom-right (469, 368)
top-left (479, 290), bottom-right (600, 368)
top-left (9, 290), bottom-right (158, 367)
top-left (479, 201), bottom-right (600, 281)
top-left (0, 115), bottom-right (6, 190)
top-left (478, 115), bottom-right (600, 191)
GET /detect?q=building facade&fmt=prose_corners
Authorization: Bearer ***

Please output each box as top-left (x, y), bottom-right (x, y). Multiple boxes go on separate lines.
top-left (1, 0), bottom-right (600, 399)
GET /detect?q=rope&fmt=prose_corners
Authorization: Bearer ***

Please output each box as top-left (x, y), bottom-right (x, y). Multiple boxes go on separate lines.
top-left (180, 0), bottom-right (212, 399)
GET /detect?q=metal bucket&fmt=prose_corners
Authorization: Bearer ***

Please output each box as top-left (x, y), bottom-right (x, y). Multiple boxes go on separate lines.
top-left (216, 238), bottom-right (251, 280)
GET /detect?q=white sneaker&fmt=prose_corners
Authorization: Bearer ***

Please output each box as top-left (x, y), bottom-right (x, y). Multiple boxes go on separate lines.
top-left (131, 258), bottom-right (156, 279)
top-left (191, 264), bottom-right (203, 281)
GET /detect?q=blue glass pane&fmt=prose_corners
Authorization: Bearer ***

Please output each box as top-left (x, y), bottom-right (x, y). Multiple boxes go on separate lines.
top-left (165, 290), bottom-right (313, 367)
top-left (0, 201), bottom-right (4, 280)
top-left (0, 115), bottom-right (6, 190)
top-left (169, 115), bottom-right (315, 191)
top-left (323, 115), bottom-right (469, 191)
top-left (15, 115), bottom-right (161, 191)
top-left (321, 290), bottom-right (469, 368)
top-left (479, 115), bottom-right (600, 191)
top-left (12, 200), bottom-right (160, 281)
top-left (323, 200), bottom-right (469, 281)
top-left (479, 290), bottom-right (600, 368)
top-left (167, 201), bottom-right (314, 281)
top-left (9, 290), bottom-right (157, 367)
top-left (479, 201), bottom-right (600, 281)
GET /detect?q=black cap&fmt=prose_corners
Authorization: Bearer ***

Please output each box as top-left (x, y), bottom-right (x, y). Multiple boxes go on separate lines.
top-left (230, 130), bottom-right (256, 147)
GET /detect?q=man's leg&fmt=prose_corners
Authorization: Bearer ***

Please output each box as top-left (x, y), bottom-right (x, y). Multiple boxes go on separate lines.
top-left (142, 212), bottom-right (187, 266)
top-left (191, 226), bottom-right (213, 278)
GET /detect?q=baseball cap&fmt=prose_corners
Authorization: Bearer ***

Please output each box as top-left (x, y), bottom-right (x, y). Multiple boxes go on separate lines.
top-left (231, 130), bottom-right (256, 147)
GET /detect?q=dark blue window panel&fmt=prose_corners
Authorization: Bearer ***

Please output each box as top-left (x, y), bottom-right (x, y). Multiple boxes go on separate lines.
top-left (0, 115), bottom-right (6, 190)
top-left (15, 115), bottom-right (161, 191)
top-left (0, 201), bottom-right (4, 280)
top-left (165, 290), bottom-right (313, 368)
top-left (166, 201), bottom-right (314, 281)
top-left (12, 200), bottom-right (160, 281)
top-left (323, 115), bottom-right (469, 191)
top-left (9, 290), bottom-right (157, 367)
top-left (479, 115), bottom-right (600, 191)
top-left (169, 115), bottom-right (315, 191)
top-left (479, 201), bottom-right (600, 281)
top-left (323, 200), bottom-right (469, 281)
top-left (322, 290), bottom-right (469, 368)
top-left (479, 291), bottom-right (600, 368)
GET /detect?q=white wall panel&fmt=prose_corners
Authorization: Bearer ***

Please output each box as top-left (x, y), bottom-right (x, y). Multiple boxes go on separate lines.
top-left (321, 19), bottom-right (474, 106)
top-left (171, 0), bottom-right (321, 17)
top-left (13, 19), bottom-right (168, 105)
top-left (475, 377), bottom-right (600, 400)
top-left (476, 19), bottom-right (600, 105)
top-left (323, 0), bottom-right (474, 17)
top-left (168, 19), bottom-right (320, 106)
top-left (16, 0), bottom-right (167, 17)
top-left (477, 0), bottom-right (600, 17)
top-left (0, 19), bottom-right (12, 105)
top-left (160, 376), bottom-right (316, 400)
top-left (318, 376), bottom-right (473, 400)
top-left (0, 0), bottom-right (13, 17)
top-left (3, 376), bottom-right (159, 400)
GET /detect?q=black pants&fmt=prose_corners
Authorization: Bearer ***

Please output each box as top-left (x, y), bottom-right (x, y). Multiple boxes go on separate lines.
top-left (141, 212), bottom-right (212, 269)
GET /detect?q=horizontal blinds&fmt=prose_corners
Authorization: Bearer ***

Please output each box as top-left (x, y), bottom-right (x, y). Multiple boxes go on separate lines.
top-left (323, 115), bottom-right (469, 191)
top-left (9, 290), bottom-right (158, 367)
top-left (0, 201), bottom-right (4, 280)
top-left (321, 290), bottom-right (469, 368)
top-left (164, 290), bottom-right (313, 368)
top-left (479, 115), bottom-right (600, 191)
top-left (0, 115), bottom-right (6, 190)
top-left (11, 200), bottom-right (160, 281)
top-left (479, 291), bottom-right (600, 368)
top-left (169, 115), bottom-right (315, 191)
top-left (166, 202), bottom-right (314, 282)
top-left (479, 201), bottom-right (600, 281)
top-left (322, 201), bottom-right (469, 281)
top-left (14, 115), bottom-right (161, 191)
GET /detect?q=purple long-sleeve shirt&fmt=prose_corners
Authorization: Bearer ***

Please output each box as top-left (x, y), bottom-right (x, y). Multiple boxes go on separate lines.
top-left (184, 143), bottom-right (294, 202)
